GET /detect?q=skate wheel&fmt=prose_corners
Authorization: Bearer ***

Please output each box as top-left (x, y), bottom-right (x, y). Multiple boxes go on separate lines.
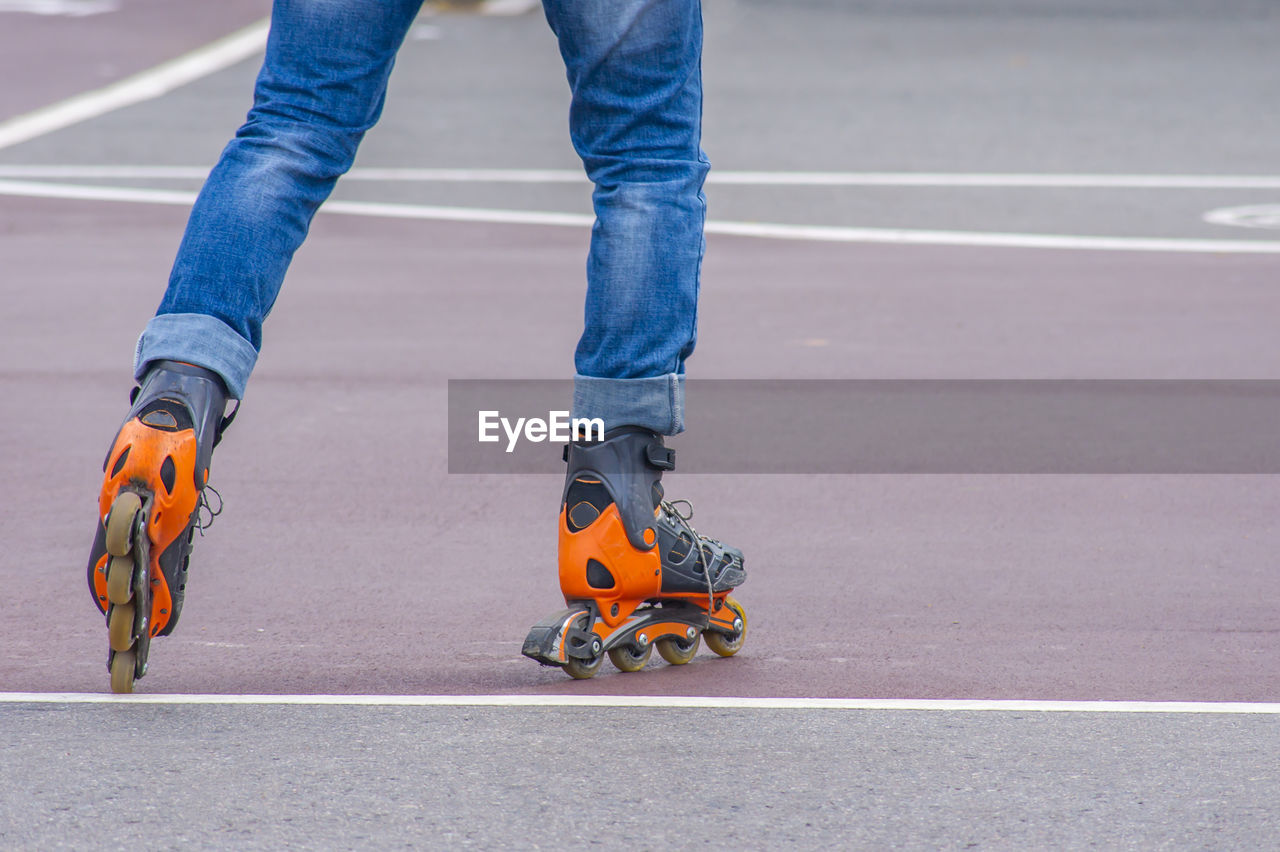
top-left (108, 602), bottom-right (136, 652)
top-left (104, 491), bottom-right (142, 557)
top-left (110, 649), bottom-right (136, 694)
top-left (704, 596), bottom-right (748, 658)
top-left (656, 632), bottom-right (700, 666)
top-left (608, 643), bottom-right (652, 673)
top-left (564, 653), bottom-right (604, 680)
top-left (105, 555), bottom-right (135, 605)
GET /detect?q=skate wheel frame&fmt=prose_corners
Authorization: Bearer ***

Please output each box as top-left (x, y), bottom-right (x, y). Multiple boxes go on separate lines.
top-left (527, 598), bottom-right (745, 679)
top-left (704, 596), bottom-right (747, 658)
top-left (556, 610), bottom-right (605, 679)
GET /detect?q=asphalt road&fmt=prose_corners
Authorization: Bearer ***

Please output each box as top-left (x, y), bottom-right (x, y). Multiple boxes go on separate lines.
top-left (0, 0), bottom-right (269, 121)
top-left (2, 702), bottom-right (1278, 849)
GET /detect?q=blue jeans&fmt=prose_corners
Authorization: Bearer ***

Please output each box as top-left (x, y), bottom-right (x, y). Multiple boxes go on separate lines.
top-left (137, 0), bottom-right (707, 436)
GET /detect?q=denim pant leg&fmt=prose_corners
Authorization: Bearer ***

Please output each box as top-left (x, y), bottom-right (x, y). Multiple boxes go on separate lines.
top-left (135, 0), bottom-right (423, 399)
top-left (542, 0), bottom-right (709, 436)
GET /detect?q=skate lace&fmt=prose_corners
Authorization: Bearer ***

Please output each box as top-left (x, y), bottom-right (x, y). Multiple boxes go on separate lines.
top-left (660, 499), bottom-right (716, 617)
top-left (194, 484), bottom-right (223, 535)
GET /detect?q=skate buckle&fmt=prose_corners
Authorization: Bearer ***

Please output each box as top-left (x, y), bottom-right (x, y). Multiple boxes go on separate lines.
top-left (645, 444), bottom-right (675, 471)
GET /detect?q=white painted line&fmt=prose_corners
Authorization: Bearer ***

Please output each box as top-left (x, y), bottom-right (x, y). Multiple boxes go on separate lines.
top-left (5, 178), bottom-right (1280, 254)
top-left (3, 165), bottom-right (1280, 189)
top-left (0, 179), bottom-right (198, 205)
top-left (1204, 203), bottom-right (1280, 230)
top-left (323, 197), bottom-right (595, 228)
top-left (479, 0), bottom-right (541, 15)
top-left (0, 0), bottom-right (117, 15)
top-left (0, 18), bottom-right (269, 152)
top-left (1, 693), bottom-right (1279, 713)
top-left (0, 177), bottom-right (597, 225)
top-left (701, 219), bottom-right (1280, 254)
top-left (0, 165), bottom-right (214, 180)
top-left (708, 172), bottom-right (1280, 189)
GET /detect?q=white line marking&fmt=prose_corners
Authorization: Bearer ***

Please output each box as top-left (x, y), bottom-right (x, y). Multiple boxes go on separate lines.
top-left (706, 172), bottom-right (1280, 189)
top-left (1, 693), bottom-right (1278, 713)
top-left (3, 165), bottom-right (1280, 189)
top-left (0, 19), bottom-right (269, 152)
top-left (701, 220), bottom-right (1280, 253)
top-left (4, 178), bottom-right (1280, 253)
top-left (479, 0), bottom-right (541, 15)
top-left (0, 0), bottom-right (117, 15)
top-left (323, 197), bottom-right (595, 228)
top-left (1204, 203), bottom-right (1280, 230)
top-left (0, 165), bottom-right (216, 180)
top-left (0, 179), bottom-right (199, 205)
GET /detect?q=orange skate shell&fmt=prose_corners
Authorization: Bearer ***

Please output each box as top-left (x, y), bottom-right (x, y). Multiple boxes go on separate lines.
top-left (559, 503), bottom-right (661, 629)
top-left (92, 418), bottom-right (203, 636)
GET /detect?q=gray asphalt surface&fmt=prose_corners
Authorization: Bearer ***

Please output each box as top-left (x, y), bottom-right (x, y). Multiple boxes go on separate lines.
top-left (5, 0), bottom-right (1280, 237)
top-left (2, 0), bottom-right (1279, 848)
top-left (0, 0), bottom-right (268, 122)
top-left (2, 703), bottom-right (1277, 849)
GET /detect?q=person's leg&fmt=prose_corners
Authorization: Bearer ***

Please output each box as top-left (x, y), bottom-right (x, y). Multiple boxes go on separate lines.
top-left (525, 1), bottom-right (746, 680)
top-left (542, 0), bottom-right (709, 436)
top-left (90, 0), bottom-right (423, 693)
top-left (136, 0), bottom-right (424, 400)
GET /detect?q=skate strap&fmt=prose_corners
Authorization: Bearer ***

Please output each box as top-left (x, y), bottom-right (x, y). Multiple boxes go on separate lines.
top-left (213, 400), bottom-right (239, 448)
top-left (558, 438), bottom-right (675, 471)
top-left (645, 443), bottom-right (676, 471)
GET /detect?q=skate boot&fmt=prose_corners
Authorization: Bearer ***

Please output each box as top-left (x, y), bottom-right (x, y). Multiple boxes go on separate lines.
top-left (86, 361), bottom-right (234, 693)
top-left (523, 427), bottom-right (746, 678)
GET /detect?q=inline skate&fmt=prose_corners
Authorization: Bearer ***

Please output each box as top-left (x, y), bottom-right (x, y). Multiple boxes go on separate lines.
top-left (86, 361), bottom-right (233, 693)
top-left (523, 427), bottom-right (747, 678)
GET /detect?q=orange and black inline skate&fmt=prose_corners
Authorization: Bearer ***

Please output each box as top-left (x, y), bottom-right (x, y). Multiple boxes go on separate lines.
top-left (523, 427), bottom-right (746, 678)
top-left (86, 361), bottom-right (234, 693)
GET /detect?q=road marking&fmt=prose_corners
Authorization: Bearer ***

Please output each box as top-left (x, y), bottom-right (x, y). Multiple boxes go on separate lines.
top-left (0, 179), bottom-right (199, 205)
top-left (479, 0), bottom-right (540, 14)
top-left (1204, 203), bottom-right (1280, 230)
top-left (1, 693), bottom-right (1279, 713)
top-left (701, 220), bottom-right (1280, 253)
top-left (3, 165), bottom-right (1280, 189)
top-left (701, 218), bottom-right (1280, 252)
top-left (0, 19), bottom-right (268, 152)
top-left (704, 172), bottom-right (1280, 189)
top-left (5, 178), bottom-right (1280, 254)
top-left (0, 0), bottom-right (116, 15)
top-left (0, 165), bottom-right (215, 180)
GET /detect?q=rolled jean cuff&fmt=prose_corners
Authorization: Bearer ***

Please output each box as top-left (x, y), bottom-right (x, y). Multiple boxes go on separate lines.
top-left (134, 313), bottom-right (257, 400)
top-left (572, 373), bottom-right (685, 436)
